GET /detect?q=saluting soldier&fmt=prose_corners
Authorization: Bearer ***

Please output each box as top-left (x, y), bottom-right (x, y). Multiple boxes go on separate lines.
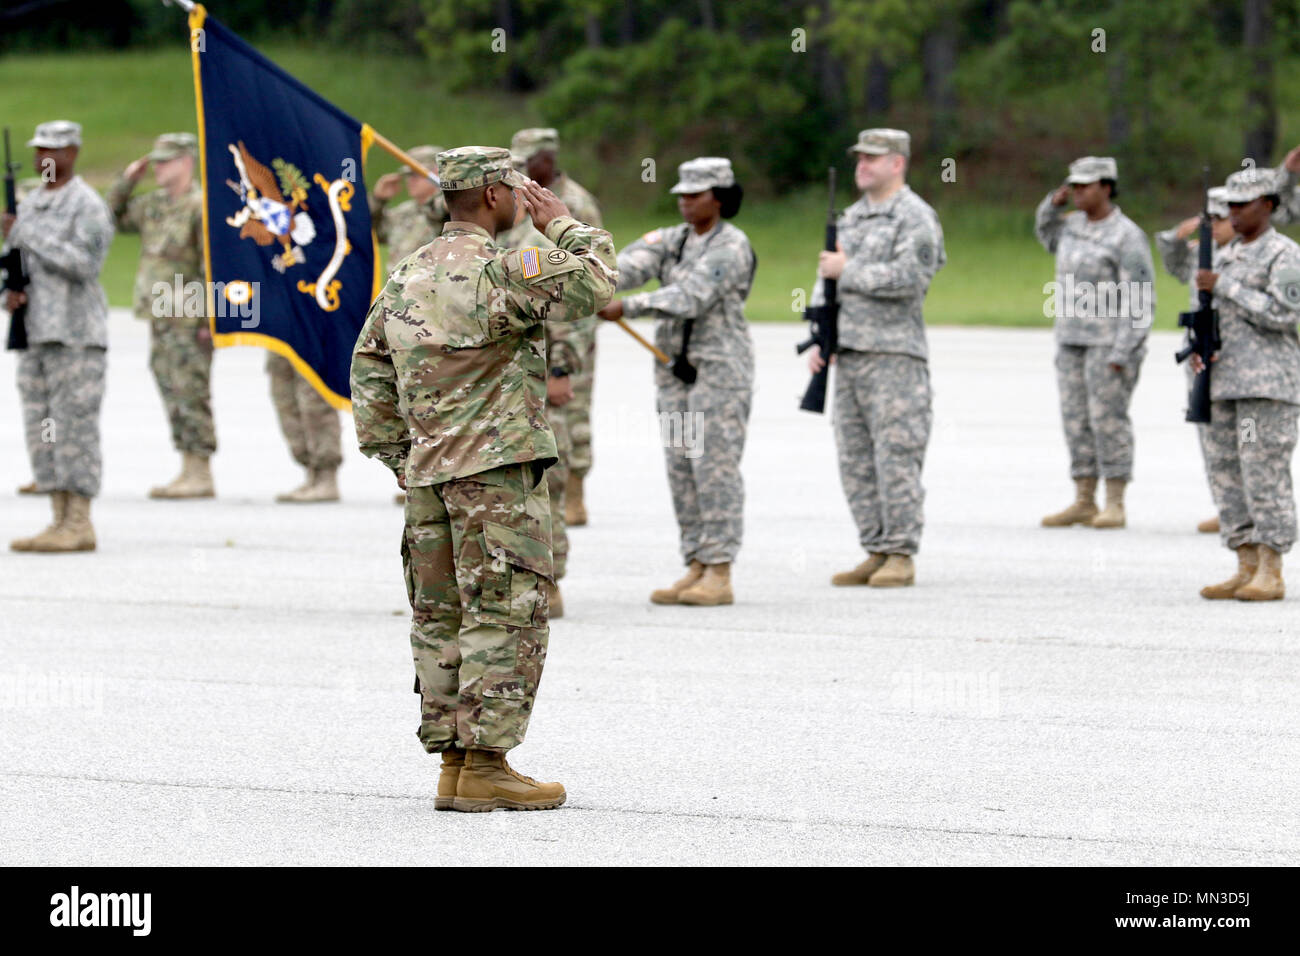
top-left (1193, 167), bottom-right (1300, 601)
top-left (511, 128), bottom-right (603, 527)
top-left (6, 121), bottom-right (114, 553)
top-left (1035, 156), bottom-right (1154, 530)
top-left (369, 143), bottom-right (448, 270)
top-left (597, 157), bottom-right (756, 606)
top-left (351, 147), bottom-right (616, 811)
top-left (1155, 186), bottom-right (1235, 535)
top-left (108, 132), bottom-right (216, 499)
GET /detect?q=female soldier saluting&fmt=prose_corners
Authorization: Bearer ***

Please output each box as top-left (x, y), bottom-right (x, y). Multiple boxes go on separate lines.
top-left (1195, 166), bottom-right (1300, 601)
top-left (597, 157), bottom-right (756, 606)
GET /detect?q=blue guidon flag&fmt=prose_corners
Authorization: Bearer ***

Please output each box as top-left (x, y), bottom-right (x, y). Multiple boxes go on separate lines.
top-left (189, 4), bottom-right (381, 408)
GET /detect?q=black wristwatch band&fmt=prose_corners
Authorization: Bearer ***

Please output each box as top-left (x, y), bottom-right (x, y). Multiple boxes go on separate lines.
top-left (549, 367), bottom-right (570, 378)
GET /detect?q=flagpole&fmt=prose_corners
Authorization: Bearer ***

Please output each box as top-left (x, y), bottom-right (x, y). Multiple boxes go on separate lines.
top-left (614, 319), bottom-right (670, 364)
top-left (367, 128), bottom-right (436, 183)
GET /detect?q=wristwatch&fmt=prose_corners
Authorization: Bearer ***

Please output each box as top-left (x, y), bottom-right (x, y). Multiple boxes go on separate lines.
top-left (549, 366), bottom-right (570, 378)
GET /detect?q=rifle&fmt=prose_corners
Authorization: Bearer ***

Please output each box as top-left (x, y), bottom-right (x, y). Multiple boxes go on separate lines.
top-left (796, 167), bottom-right (838, 413)
top-left (1174, 167), bottom-right (1219, 424)
top-left (2, 128), bottom-right (28, 351)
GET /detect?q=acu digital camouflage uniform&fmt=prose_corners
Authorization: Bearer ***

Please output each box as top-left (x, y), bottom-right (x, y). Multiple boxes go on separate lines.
top-left (511, 128), bottom-right (604, 489)
top-left (616, 158), bottom-right (757, 568)
top-left (7, 123), bottom-right (114, 501)
top-left (1200, 170), bottom-right (1300, 560)
top-left (1035, 157), bottom-right (1154, 484)
top-left (350, 146), bottom-right (616, 755)
top-left (1273, 163), bottom-right (1300, 226)
top-left (818, 130), bottom-right (945, 561)
top-left (106, 133), bottom-right (215, 459)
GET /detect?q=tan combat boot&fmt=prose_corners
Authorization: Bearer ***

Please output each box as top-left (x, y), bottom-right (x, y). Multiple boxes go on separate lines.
top-left (1090, 479), bottom-right (1127, 529)
top-left (544, 578), bottom-right (564, 619)
top-left (868, 553), bottom-right (915, 588)
top-left (650, 560), bottom-right (704, 605)
top-left (280, 468), bottom-right (340, 503)
top-left (452, 749), bottom-right (566, 812)
top-left (831, 553), bottom-right (887, 586)
top-left (1197, 516), bottom-right (1220, 534)
top-left (17, 481), bottom-right (43, 495)
top-left (150, 452), bottom-right (215, 499)
top-left (275, 469), bottom-right (314, 502)
top-left (1200, 545), bottom-right (1258, 600)
top-left (30, 493), bottom-right (96, 552)
top-left (1042, 477), bottom-right (1098, 527)
top-left (434, 747), bottom-right (465, 811)
top-left (10, 491), bottom-right (67, 552)
top-left (393, 491), bottom-right (406, 506)
top-left (679, 562), bottom-right (733, 606)
top-left (1235, 545), bottom-right (1285, 601)
top-left (565, 472), bottom-right (587, 526)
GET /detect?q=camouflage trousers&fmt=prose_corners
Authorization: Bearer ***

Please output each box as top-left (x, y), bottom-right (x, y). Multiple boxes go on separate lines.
top-left (1055, 344), bottom-right (1141, 480)
top-left (546, 401), bottom-right (572, 580)
top-left (833, 350), bottom-right (932, 556)
top-left (1204, 399), bottom-right (1298, 554)
top-left (566, 316), bottom-right (597, 479)
top-left (402, 463), bottom-right (553, 754)
top-left (655, 361), bottom-right (752, 565)
top-left (265, 352), bottom-right (342, 470)
top-left (149, 318), bottom-right (216, 456)
top-left (17, 343), bottom-right (107, 498)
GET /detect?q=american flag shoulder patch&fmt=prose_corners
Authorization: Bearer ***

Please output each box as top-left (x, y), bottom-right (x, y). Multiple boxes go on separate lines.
top-left (519, 247), bottom-right (542, 278)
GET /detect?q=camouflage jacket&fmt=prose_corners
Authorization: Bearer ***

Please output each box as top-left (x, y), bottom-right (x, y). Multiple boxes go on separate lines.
top-left (1274, 165), bottom-right (1299, 227)
top-left (495, 217), bottom-right (585, 375)
top-left (813, 185), bottom-right (945, 362)
top-left (616, 221), bottom-right (756, 390)
top-left (1208, 227), bottom-right (1300, 403)
top-left (1035, 194), bottom-right (1154, 364)
top-left (370, 191), bottom-right (449, 268)
top-left (4, 176), bottom-right (114, 347)
top-left (106, 175), bottom-right (204, 322)
top-left (550, 171), bottom-right (602, 228)
top-left (1154, 228), bottom-right (1227, 310)
top-left (350, 215), bottom-right (617, 486)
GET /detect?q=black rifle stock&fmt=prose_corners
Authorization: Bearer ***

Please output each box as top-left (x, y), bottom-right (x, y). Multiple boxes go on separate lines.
top-left (2, 128), bottom-right (28, 351)
top-left (796, 167), bottom-right (839, 413)
top-left (1174, 167), bottom-right (1219, 424)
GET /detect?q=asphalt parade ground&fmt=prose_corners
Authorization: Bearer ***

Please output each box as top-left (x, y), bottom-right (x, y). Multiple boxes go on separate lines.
top-left (1, 313), bottom-right (1296, 866)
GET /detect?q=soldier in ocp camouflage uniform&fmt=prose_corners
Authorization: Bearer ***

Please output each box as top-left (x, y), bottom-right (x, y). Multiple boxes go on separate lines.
top-left (811, 129), bottom-right (946, 589)
top-left (511, 128), bottom-right (603, 527)
top-left (1192, 167), bottom-right (1300, 601)
top-left (266, 353), bottom-right (342, 502)
top-left (351, 146), bottom-right (616, 811)
top-left (369, 144), bottom-right (448, 270)
top-left (1035, 156), bottom-right (1154, 530)
top-left (6, 121), bottom-right (114, 553)
top-left (1156, 186), bottom-right (1235, 535)
top-left (598, 157), bottom-right (756, 606)
top-left (107, 132), bottom-right (216, 499)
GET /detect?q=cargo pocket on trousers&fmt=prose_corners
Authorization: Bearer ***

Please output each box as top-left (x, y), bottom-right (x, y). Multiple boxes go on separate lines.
top-left (477, 674), bottom-right (532, 749)
top-left (475, 521), bottom-right (554, 628)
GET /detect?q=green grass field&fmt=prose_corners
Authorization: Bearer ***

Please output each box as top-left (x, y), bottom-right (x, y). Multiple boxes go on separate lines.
top-left (3, 46), bottom-right (1290, 328)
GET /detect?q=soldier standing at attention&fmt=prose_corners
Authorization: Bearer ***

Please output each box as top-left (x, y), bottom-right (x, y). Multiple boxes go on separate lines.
top-left (1036, 156), bottom-right (1154, 530)
top-left (511, 128), bottom-right (603, 527)
top-left (1193, 167), bottom-right (1300, 601)
top-left (351, 147), bottom-right (616, 811)
top-left (369, 144), bottom-right (447, 270)
top-left (597, 157), bottom-right (756, 606)
top-left (811, 129), bottom-right (945, 589)
top-left (107, 132), bottom-right (215, 499)
top-left (6, 121), bottom-right (114, 553)
top-left (265, 356), bottom-right (342, 501)
top-left (1155, 186), bottom-right (1236, 535)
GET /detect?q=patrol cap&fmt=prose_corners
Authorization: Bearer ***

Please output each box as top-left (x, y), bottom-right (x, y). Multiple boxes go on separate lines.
top-left (511, 128), bottom-right (559, 161)
top-left (402, 144), bottom-right (442, 175)
top-left (435, 146), bottom-right (528, 191)
top-left (670, 157), bottom-right (736, 194)
top-left (148, 132), bottom-right (197, 162)
top-left (27, 120), bottom-right (81, 149)
top-left (1066, 156), bottom-right (1118, 184)
top-left (848, 128), bottom-right (910, 159)
top-left (1206, 186), bottom-right (1230, 220)
top-left (1221, 166), bottom-right (1282, 204)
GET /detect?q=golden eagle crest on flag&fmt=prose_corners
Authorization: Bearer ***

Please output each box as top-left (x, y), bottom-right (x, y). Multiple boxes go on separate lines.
top-left (223, 140), bottom-right (355, 311)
